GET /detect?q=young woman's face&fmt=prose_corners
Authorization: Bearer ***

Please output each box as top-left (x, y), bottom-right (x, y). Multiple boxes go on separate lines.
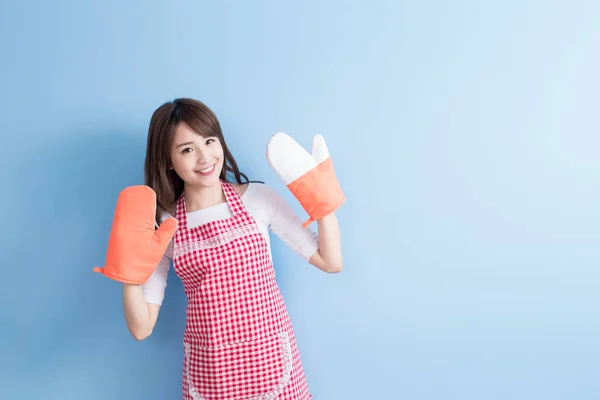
top-left (169, 122), bottom-right (224, 188)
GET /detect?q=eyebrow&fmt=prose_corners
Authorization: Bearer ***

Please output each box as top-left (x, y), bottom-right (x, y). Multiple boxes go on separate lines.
top-left (175, 136), bottom-right (217, 149)
top-left (175, 141), bottom-right (194, 149)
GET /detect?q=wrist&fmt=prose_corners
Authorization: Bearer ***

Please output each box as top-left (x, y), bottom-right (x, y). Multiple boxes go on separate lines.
top-left (123, 283), bottom-right (143, 289)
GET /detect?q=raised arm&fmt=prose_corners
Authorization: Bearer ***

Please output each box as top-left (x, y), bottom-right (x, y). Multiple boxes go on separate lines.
top-left (123, 284), bottom-right (161, 340)
top-left (266, 132), bottom-right (345, 273)
top-left (260, 182), bottom-right (341, 273)
top-left (309, 213), bottom-right (343, 273)
top-left (93, 185), bottom-right (177, 340)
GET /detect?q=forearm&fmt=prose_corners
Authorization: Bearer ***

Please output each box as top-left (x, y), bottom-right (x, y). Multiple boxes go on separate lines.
top-left (314, 213), bottom-right (343, 273)
top-left (122, 283), bottom-right (159, 340)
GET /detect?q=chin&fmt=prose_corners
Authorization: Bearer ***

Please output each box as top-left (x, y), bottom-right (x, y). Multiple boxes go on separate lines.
top-left (203, 175), bottom-right (222, 186)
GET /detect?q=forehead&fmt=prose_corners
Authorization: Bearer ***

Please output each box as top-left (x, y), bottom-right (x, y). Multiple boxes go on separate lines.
top-left (173, 122), bottom-right (203, 141)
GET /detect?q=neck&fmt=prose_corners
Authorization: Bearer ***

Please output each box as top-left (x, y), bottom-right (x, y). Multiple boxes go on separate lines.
top-left (184, 182), bottom-right (225, 212)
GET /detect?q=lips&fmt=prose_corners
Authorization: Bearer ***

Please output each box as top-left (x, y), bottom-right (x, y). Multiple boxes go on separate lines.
top-left (196, 164), bottom-right (215, 176)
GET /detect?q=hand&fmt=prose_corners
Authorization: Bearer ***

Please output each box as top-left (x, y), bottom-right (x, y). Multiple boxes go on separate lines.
top-left (93, 185), bottom-right (178, 284)
top-left (267, 132), bottom-right (345, 227)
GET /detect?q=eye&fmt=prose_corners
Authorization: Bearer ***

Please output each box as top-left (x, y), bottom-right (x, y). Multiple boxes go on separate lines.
top-left (181, 147), bottom-right (193, 154)
top-left (206, 138), bottom-right (216, 145)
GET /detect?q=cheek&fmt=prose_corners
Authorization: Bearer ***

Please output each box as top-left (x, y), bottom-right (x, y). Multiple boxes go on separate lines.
top-left (214, 147), bottom-right (225, 163)
top-left (171, 155), bottom-right (190, 173)
top-left (214, 151), bottom-right (225, 173)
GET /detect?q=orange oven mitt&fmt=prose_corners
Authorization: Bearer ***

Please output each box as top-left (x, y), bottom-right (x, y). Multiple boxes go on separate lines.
top-left (93, 185), bottom-right (178, 284)
top-left (267, 132), bottom-right (345, 228)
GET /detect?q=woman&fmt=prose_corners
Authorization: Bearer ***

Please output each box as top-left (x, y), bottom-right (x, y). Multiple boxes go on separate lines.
top-left (96, 98), bottom-right (343, 400)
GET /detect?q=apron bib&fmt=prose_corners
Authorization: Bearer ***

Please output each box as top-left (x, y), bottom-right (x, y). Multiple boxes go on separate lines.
top-left (173, 181), bottom-right (311, 400)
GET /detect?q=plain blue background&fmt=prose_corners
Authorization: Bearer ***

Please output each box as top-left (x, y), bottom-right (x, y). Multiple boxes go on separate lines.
top-left (1, 1), bottom-right (600, 399)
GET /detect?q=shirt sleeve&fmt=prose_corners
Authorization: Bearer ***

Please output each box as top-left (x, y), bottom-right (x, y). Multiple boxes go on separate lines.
top-left (256, 183), bottom-right (319, 261)
top-left (142, 212), bottom-right (174, 305)
top-left (142, 245), bottom-right (171, 305)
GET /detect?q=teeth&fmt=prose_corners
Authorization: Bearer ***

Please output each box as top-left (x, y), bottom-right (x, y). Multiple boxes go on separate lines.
top-left (200, 165), bottom-right (214, 173)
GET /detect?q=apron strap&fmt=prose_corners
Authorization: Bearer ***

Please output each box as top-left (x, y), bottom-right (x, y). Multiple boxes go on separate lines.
top-left (221, 180), bottom-right (246, 217)
top-left (173, 193), bottom-right (188, 245)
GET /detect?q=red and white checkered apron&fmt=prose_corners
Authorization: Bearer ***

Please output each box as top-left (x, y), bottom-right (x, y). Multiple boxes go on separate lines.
top-left (172, 181), bottom-right (311, 400)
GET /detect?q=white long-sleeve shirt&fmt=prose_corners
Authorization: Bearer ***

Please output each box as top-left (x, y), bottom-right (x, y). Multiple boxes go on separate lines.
top-left (142, 182), bottom-right (319, 305)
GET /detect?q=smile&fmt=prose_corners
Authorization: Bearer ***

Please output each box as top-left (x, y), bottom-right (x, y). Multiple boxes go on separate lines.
top-left (196, 164), bottom-right (215, 175)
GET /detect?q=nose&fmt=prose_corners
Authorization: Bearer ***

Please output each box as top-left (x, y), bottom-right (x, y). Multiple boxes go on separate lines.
top-left (195, 148), bottom-right (211, 166)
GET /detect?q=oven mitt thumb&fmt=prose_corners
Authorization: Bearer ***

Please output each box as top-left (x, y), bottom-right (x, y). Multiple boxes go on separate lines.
top-left (93, 185), bottom-right (178, 284)
top-left (267, 132), bottom-right (345, 227)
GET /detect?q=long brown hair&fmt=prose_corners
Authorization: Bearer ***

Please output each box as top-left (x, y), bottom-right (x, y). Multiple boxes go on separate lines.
top-left (144, 98), bottom-right (251, 226)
